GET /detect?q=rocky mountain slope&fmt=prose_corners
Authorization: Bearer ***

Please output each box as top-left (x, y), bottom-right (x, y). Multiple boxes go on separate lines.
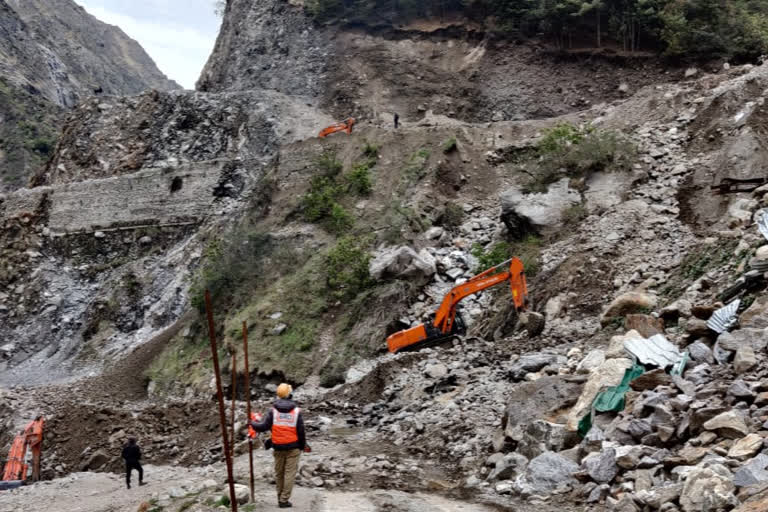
top-left (3, 1), bottom-right (768, 511)
top-left (0, 0), bottom-right (179, 192)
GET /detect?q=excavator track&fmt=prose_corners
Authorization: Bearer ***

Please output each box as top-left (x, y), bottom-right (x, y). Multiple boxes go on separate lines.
top-left (395, 334), bottom-right (462, 354)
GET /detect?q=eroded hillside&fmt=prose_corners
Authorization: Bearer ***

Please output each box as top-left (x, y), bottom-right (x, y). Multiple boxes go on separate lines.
top-left (3, 2), bottom-right (768, 512)
top-left (0, 0), bottom-right (179, 192)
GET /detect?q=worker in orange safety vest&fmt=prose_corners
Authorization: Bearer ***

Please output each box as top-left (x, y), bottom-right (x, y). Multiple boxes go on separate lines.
top-left (249, 383), bottom-right (310, 509)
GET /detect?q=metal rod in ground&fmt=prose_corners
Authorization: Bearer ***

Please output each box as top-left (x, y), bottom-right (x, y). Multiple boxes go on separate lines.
top-left (205, 290), bottom-right (238, 512)
top-left (230, 350), bottom-right (237, 458)
top-left (242, 321), bottom-right (255, 503)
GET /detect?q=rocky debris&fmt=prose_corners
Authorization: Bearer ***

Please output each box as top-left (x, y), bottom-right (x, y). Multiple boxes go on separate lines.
top-left (601, 292), bottom-right (658, 326)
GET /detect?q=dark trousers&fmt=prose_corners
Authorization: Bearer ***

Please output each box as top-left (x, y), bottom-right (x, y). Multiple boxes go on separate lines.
top-left (125, 461), bottom-right (143, 487)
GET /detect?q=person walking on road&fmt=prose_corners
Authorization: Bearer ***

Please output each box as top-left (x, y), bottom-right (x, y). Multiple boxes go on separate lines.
top-left (122, 437), bottom-right (145, 489)
top-left (249, 383), bottom-right (311, 508)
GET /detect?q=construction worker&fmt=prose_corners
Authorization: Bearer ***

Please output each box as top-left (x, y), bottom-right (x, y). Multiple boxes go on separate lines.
top-left (122, 437), bottom-right (145, 489)
top-left (249, 383), bottom-right (310, 508)
top-left (394, 112), bottom-right (400, 129)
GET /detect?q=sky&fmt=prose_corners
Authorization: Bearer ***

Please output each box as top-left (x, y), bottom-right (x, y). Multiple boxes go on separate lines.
top-left (74, 0), bottom-right (221, 89)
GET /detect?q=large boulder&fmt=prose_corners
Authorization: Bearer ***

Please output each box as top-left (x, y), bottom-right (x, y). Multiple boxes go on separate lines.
top-left (517, 420), bottom-right (580, 459)
top-left (734, 346), bottom-right (758, 374)
top-left (703, 411), bottom-right (749, 439)
top-left (509, 353), bottom-right (566, 380)
top-left (625, 314), bottom-right (664, 338)
top-left (233, 484), bottom-right (250, 504)
top-left (81, 449), bottom-right (109, 471)
top-left (740, 295), bottom-right (768, 329)
top-left (679, 464), bottom-right (737, 512)
top-left (369, 246), bottom-right (436, 280)
top-left (583, 447), bottom-right (618, 483)
top-left (729, 434), bottom-right (763, 459)
top-left (500, 178), bottom-right (580, 236)
top-left (567, 358), bottom-right (633, 431)
top-left (503, 376), bottom-right (583, 442)
top-left (719, 328), bottom-right (768, 353)
top-left (514, 451), bottom-right (579, 494)
top-left (734, 454), bottom-right (768, 487)
top-left (601, 292), bottom-right (658, 326)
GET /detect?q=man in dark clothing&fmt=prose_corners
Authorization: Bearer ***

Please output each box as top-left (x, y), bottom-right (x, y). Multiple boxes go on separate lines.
top-left (121, 437), bottom-right (145, 489)
top-left (394, 112), bottom-right (400, 129)
top-left (250, 383), bottom-right (309, 508)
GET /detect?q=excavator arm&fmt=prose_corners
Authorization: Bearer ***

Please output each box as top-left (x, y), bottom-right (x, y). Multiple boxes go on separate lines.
top-left (386, 257), bottom-right (531, 353)
top-left (433, 257), bottom-right (527, 334)
top-left (2, 416), bottom-right (44, 483)
top-left (318, 117), bottom-right (356, 138)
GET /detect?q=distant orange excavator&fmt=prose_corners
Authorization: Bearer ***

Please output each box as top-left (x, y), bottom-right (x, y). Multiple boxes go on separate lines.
top-left (319, 117), bottom-right (356, 138)
top-left (386, 257), bottom-right (544, 353)
top-left (2, 416), bottom-right (44, 486)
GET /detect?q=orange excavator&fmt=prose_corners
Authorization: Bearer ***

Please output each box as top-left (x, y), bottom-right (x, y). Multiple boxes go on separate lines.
top-left (387, 257), bottom-right (543, 353)
top-left (318, 118), bottom-right (356, 138)
top-left (2, 416), bottom-right (44, 486)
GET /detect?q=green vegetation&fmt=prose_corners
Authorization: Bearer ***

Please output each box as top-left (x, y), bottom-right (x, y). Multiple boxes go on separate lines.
top-left (363, 140), bottom-right (380, 159)
top-left (301, 149), bottom-right (379, 233)
top-left (189, 231), bottom-right (274, 312)
top-left (680, 242), bottom-right (737, 280)
top-left (512, 235), bottom-right (543, 277)
top-left (525, 122), bottom-right (635, 193)
top-left (380, 202), bottom-right (431, 243)
top-left (660, 240), bottom-right (739, 298)
top-left (442, 136), bottom-right (458, 154)
top-left (347, 162), bottom-right (373, 195)
top-left (471, 241), bottom-right (511, 272)
top-left (0, 78), bottom-right (61, 188)
top-left (325, 236), bottom-right (374, 300)
top-left (402, 148), bottom-right (431, 184)
top-left (437, 202), bottom-right (465, 229)
top-left (305, 0), bottom-right (768, 61)
top-left (561, 203), bottom-right (589, 226)
top-left (471, 236), bottom-right (542, 275)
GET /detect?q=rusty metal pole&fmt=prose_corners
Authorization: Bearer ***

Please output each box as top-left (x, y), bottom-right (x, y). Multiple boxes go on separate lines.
top-left (242, 321), bottom-right (255, 503)
top-left (230, 350), bottom-right (237, 458)
top-left (204, 290), bottom-right (238, 512)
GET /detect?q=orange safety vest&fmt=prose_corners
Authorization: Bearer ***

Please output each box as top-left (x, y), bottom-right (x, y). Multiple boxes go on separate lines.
top-left (271, 407), bottom-right (300, 445)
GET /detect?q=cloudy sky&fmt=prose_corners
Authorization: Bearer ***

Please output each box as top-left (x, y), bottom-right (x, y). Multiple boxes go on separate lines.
top-left (74, 0), bottom-right (221, 89)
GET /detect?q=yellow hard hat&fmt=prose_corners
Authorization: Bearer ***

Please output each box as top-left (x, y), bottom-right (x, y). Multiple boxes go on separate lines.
top-left (277, 383), bottom-right (293, 399)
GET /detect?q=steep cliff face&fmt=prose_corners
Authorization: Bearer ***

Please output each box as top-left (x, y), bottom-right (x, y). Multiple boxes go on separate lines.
top-left (0, 0), bottom-right (180, 192)
top-left (1, 0), bottom-right (178, 106)
top-left (199, 0), bottom-right (671, 124)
